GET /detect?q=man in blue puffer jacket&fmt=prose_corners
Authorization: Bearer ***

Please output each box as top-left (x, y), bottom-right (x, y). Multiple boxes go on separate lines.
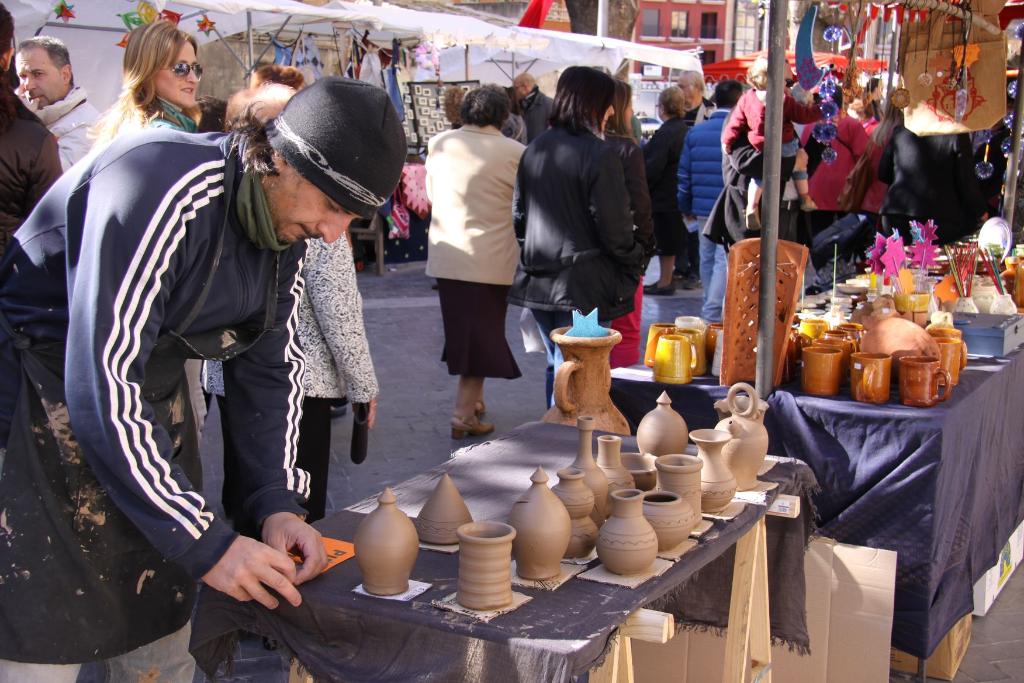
top-left (677, 80), bottom-right (743, 321)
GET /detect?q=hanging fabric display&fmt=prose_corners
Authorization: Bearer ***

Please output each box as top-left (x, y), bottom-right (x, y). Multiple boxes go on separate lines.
top-left (359, 44), bottom-right (385, 88)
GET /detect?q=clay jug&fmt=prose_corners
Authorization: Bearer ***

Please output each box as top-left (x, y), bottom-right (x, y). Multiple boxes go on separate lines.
top-left (354, 488), bottom-right (420, 596)
top-left (572, 416), bottom-right (609, 525)
top-left (543, 327), bottom-right (629, 435)
top-left (596, 435), bottom-right (635, 501)
top-left (636, 391), bottom-right (688, 456)
top-left (654, 454), bottom-right (703, 518)
top-left (415, 473), bottom-right (473, 545)
top-left (508, 468), bottom-right (572, 580)
top-left (456, 522), bottom-right (516, 610)
top-left (713, 382), bottom-right (769, 491)
top-left (551, 467), bottom-right (599, 559)
top-left (596, 489), bottom-right (658, 575)
top-left (691, 429), bottom-right (737, 513)
top-left (642, 490), bottom-right (699, 551)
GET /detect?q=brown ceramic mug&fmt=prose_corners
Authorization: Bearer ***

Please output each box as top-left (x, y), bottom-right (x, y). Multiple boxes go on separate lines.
top-left (819, 333), bottom-right (855, 383)
top-left (801, 345), bottom-right (843, 397)
top-left (835, 322), bottom-right (865, 350)
top-left (850, 352), bottom-right (892, 404)
top-left (898, 356), bottom-right (952, 408)
top-left (705, 323), bottom-right (723, 365)
top-left (926, 328), bottom-right (967, 370)
top-left (934, 338), bottom-right (963, 386)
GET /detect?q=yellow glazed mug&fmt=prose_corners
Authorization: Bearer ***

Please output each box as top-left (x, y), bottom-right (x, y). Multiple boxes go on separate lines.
top-left (653, 334), bottom-right (693, 384)
top-left (798, 318), bottom-right (829, 340)
top-left (644, 323), bottom-right (677, 368)
top-left (675, 327), bottom-right (707, 376)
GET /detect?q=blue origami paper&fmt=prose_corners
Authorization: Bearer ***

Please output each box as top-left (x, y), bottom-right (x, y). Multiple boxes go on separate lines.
top-left (565, 309), bottom-right (609, 338)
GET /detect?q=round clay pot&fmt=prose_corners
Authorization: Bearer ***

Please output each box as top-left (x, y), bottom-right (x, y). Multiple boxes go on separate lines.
top-left (354, 488), bottom-right (420, 596)
top-left (509, 467), bottom-right (572, 580)
top-left (456, 521), bottom-right (516, 610)
top-left (690, 429), bottom-right (737, 513)
top-left (596, 435), bottom-right (635, 500)
top-left (572, 416), bottom-right (609, 525)
top-left (714, 383), bottom-right (770, 491)
top-left (597, 489), bottom-right (658, 576)
top-left (551, 467), bottom-right (599, 559)
top-left (654, 453), bottom-right (703, 517)
top-left (636, 391), bottom-right (688, 456)
top-left (642, 490), bottom-right (699, 551)
top-left (415, 473), bottom-right (473, 545)
top-left (620, 452), bottom-right (657, 491)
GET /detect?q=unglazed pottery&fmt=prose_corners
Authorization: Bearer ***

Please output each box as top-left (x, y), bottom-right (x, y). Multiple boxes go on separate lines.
top-left (654, 454), bottom-right (703, 517)
top-left (653, 334), bottom-right (693, 384)
top-left (597, 489), bottom-right (658, 575)
top-left (572, 416), bottom-right (609, 525)
top-left (508, 468), bottom-right (571, 580)
top-left (850, 352), bottom-right (892, 404)
top-left (543, 327), bottom-right (629, 435)
top-left (636, 391), bottom-right (688, 456)
top-left (801, 345), bottom-right (842, 397)
top-left (642, 491), bottom-right (699, 551)
top-left (596, 435), bottom-right (635, 499)
top-left (456, 521), bottom-right (516, 610)
top-left (354, 488), bottom-right (420, 596)
top-left (620, 452), bottom-right (658, 491)
top-left (898, 355), bottom-right (952, 407)
top-left (644, 323), bottom-right (677, 367)
top-left (690, 429), bottom-right (737, 513)
top-left (551, 467), bottom-right (599, 559)
top-left (713, 382), bottom-right (769, 491)
top-left (861, 316), bottom-right (940, 360)
top-left (415, 473), bottom-right (473, 545)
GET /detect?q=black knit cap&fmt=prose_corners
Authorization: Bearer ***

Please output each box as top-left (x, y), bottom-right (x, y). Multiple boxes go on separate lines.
top-left (267, 77), bottom-right (407, 219)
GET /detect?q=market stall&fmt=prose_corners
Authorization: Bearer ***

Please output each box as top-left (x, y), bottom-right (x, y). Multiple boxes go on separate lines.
top-left (702, 50), bottom-right (888, 84)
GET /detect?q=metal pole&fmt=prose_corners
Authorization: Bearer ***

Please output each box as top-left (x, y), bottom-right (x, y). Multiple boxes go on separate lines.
top-left (754, 0), bottom-right (788, 398)
top-left (597, 0), bottom-right (609, 38)
top-left (246, 11), bottom-right (254, 73)
top-left (465, 45), bottom-right (470, 81)
top-left (1005, 62), bottom-right (1024, 238)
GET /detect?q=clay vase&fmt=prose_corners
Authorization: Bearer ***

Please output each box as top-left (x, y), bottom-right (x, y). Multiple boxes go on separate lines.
top-left (597, 489), bottom-right (659, 576)
top-left (508, 467), bottom-right (572, 580)
top-left (713, 382), bottom-right (770, 491)
top-left (543, 327), bottom-right (629, 435)
top-left (572, 416), bottom-right (609, 526)
top-left (414, 473), bottom-right (473, 545)
top-left (690, 429), bottom-right (737, 513)
top-left (654, 454), bottom-right (703, 518)
top-left (551, 467), bottom-right (599, 559)
top-left (642, 490), bottom-right (699, 551)
top-left (596, 435), bottom-right (635, 501)
top-left (620, 452), bottom-right (658, 491)
top-left (456, 521), bottom-right (516, 610)
top-left (354, 488), bottom-right (420, 596)
top-left (636, 391), bottom-right (689, 456)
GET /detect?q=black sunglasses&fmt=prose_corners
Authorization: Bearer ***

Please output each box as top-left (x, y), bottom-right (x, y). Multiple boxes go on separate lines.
top-left (169, 62), bottom-right (203, 79)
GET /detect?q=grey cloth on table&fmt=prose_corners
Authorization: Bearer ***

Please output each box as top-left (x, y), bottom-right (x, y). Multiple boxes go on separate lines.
top-left (189, 422), bottom-right (815, 682)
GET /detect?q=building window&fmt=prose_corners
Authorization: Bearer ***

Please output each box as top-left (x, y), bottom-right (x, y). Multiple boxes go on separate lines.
top-left (733, 0), bottom-right (759, 54)
top-left (670, 11), bottom-right (689, 38)
top-left (641, 8), bottom-right (660, 37)
top-left (700, 12), bottom-right (718, 39)
top-left (700, 50), bottom-right (717, 64)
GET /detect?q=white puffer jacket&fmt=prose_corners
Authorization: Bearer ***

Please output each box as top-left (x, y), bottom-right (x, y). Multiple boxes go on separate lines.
top-left (31, 87), bottom-right (99, 170)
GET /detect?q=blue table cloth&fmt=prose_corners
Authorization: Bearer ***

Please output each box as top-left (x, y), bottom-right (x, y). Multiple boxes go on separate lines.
top-left (610, 349), bottom-right (1024, 659)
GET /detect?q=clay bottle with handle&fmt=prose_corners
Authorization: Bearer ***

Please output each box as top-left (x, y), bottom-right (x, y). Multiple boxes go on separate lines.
top-left (713, 382), bottom-right (769, 491)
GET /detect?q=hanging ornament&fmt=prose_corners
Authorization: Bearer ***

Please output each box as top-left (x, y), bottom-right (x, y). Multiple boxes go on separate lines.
top-left (976, 161), bottom-right (995, 179)
top-left (823, 25), bottom-right (845, 43)
top-left (891, 88), bottom-right (911, 109)
top-left (819, 75), bottom-right (839, 97)
top-left (812, 122), bottom-right (838, 143)
top-left (977, 129), bottom-right (994, 144)
top-left (917, 72), bottom-right (934, 87)
top-left (1015, 23), bottom-right (1024, 41)
top-left (796, 4), bottom-right (827, 90)
top-left (53, 0), bottom-right (75, 23)
top-left (118, 12), bottom-right (144, 30)
top-left (197, 15), bottom-right (216, 36)
top-left (1002, 138), bottom-right (1013, 156)
top-left (136, 1), bottom-right (158, 24)
top-left (819, 100), bottom-right (839, 118)
top-left (1006, 112), bottom-right (1016, 128)
top-left (1010, 81), bottom-right (1019, 99)
top-left (955, 89), bottom-right (969, 123)
top-left (116, 33), bottom-right (130, 48)
top-left (159, 10), bottom-right (182, 25)
top-left (821, 146), bottom-right (839, 164)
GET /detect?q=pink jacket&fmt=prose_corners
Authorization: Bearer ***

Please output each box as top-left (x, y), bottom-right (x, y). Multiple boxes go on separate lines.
top-left (800, 116), bottom-right (870, 212)
top-left (721, 88), bottom-right (821, 152)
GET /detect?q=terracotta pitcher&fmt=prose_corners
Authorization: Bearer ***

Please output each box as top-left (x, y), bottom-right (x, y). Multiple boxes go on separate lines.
top-left (636, 391), bottom-right (688, 456)
top-left (850, 352), bottom-right (892, 404)
top-left (415, 473), bottom-right (473, 545)
top-left (596, 435), bottom-right (635, 499)
top-left (690, 429), bottom-right (736, 513)
top-left (596, 489), bottom-right (658, 576)
top-left (456, 522), bottom-right (516, 610)
top-left (551, 467), bottom-right (599, 559)
top-left (572, 416), bottom-right (609, 524)
top-left (354, 488), bottom-right (420, 596)
top-left (543, 327), bottom-right (629, 435)
top-left (509, 468), bottom-right (571, 580)
top-left (899, 355), bottom-right (952, 407)
top-left (713, 382), bottom-right (769, 491)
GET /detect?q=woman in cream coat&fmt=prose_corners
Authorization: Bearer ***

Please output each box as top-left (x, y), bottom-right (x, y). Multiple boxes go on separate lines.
top-left (426, 85), bottom-right (525, 438)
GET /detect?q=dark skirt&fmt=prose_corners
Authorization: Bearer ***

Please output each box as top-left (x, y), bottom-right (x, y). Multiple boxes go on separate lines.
top-left (437, 278), bottom-right (522, 379)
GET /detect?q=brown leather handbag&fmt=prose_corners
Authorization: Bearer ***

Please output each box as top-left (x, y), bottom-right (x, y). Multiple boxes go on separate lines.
top-left (838, 142), bottom-right (876, 212)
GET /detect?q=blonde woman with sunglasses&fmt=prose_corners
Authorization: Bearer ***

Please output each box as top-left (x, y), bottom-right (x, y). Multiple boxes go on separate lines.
top-left (92, 20), bottom-right (202, 145)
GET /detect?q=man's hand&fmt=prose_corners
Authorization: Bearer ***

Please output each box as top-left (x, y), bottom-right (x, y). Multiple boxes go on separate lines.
top-left (202, 535), bottom-right (302, 610)
top-left (263, 512), bottom-right (328, 584)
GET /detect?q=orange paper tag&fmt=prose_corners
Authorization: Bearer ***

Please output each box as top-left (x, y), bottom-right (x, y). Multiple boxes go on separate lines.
top-left (290, 537), bottom-right (356, 574)
top-left (898, 268), bottom-right (915, 295)
top-left (933, 275), bottom-right (959, 303)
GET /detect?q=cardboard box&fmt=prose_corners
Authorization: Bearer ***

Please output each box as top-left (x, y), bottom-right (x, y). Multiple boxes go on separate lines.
top-left (890, 614), bottom-right (972, 681)
top-left (633, 538), bottom-right (897, 683)
top-left (973, 519), bottom-right (1024, 616)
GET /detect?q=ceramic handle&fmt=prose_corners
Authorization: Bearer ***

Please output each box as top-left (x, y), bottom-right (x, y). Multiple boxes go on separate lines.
top-left (959, 341), bottom-right (967, 370)
top-left (935, 368), bottom-right (953, 402)
top-left (726, 382), bottom-right (760, 419)
top-left (688, 338), bottom-right (699, 371)
top-left (553, 359), bottom-right (582, 413)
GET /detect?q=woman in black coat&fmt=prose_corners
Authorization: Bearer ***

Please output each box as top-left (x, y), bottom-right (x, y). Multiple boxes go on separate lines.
top-left (878, 124), bottom-right (988, 244)
top-left (509, 66), bottom-right (645, 407)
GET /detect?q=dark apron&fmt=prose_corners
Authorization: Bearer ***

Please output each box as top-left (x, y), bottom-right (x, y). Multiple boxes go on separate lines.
top-left (0, 157), bottom-right (280, 663)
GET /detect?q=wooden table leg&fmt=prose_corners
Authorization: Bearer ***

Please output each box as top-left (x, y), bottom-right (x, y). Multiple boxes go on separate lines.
top-left (590, 608), bottom-right (675, 683)
top-left (722, 517), bottom-right (772, 683)
top-left (289, 659), bottom-right (313, 683)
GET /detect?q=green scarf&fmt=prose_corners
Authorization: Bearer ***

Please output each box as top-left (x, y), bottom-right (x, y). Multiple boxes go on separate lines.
top-left (235, 171), bottom-right (289, 251)
top-left (151, 98), bottom-right (198, 133)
